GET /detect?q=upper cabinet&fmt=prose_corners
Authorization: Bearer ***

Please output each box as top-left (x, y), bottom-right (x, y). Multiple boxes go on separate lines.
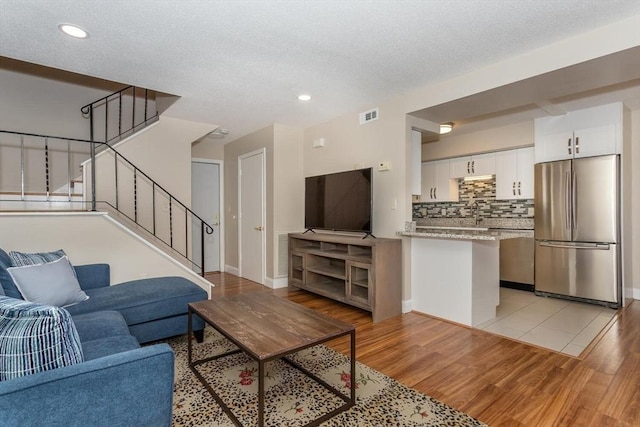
top-left (450, 153), bottom-right (495, 178)
top-left (534, 102), bottom-right (623, 163)
top-left (421, 160), bottom-right (458, 203)
top-left (495, 147), bottom-right (534, 200)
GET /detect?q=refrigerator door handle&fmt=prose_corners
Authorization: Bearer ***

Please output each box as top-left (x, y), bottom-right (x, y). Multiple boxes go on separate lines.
top-left (565, 171), bottom-right (572, 229)
top-left (539, 242), bottom-right (610, 250)
top-left (571, 170), bottom-right (577, 229)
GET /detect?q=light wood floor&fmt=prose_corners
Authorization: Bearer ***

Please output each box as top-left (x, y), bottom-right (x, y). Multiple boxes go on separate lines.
top-left (205, 272), bottom-right (640, 426)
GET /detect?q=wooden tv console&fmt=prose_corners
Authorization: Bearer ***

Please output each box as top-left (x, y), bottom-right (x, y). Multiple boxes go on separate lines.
top-left (288, 232), bottom-right (402, 322)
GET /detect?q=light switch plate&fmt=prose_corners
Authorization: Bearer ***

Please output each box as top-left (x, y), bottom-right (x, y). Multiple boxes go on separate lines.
top-left (528, 207), bottom-right (534, 216)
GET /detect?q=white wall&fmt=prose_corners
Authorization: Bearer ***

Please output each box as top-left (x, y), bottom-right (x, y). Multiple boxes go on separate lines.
top-left (0, 212), bottom-right (211, 293)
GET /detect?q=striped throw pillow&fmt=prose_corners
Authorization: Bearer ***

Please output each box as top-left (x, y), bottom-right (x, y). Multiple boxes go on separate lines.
top-left (8, 249), bottom-right (67, 267)
top-left (0, 296), bottom-right (84, 381)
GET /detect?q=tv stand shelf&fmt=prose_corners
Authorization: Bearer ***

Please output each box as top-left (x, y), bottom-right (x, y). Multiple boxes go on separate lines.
top-left (288, 233), bottom-right (402, 322)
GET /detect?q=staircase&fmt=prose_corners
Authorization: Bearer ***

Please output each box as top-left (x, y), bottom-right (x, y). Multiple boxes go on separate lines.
top-left (0, 86), bottom-right (214, 276)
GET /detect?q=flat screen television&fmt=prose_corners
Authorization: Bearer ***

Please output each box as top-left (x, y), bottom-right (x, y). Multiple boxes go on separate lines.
top-left (305, 167), bottom-right (372, 235)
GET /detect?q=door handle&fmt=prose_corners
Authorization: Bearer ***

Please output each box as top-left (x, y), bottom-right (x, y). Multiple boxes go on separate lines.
top-left (467, 161), bottom-right (470, 174)
top-left (512, 182), bottom-right (516, 196)
top-left (540, 242), bottom-right (610, 250)
top-left (471, 160), bottom-right (475, 174)
top-left (575, 137), bottom-right (579, 154)
top-left (254, 226), bottom-right (264, 231)
top-left (568, 138), bottom-right (572, 155)
top-left (517, 181), bottom-right (521, 195)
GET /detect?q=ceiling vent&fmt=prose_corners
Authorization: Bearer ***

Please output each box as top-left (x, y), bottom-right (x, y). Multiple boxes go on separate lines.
top-left (359, 108), bottom-right (379, 125)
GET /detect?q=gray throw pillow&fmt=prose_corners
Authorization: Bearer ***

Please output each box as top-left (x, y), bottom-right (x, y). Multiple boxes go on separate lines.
top-left (7, 256), bottom-right (89, 307)
top-left (8, 249), bottom-right (67, 267)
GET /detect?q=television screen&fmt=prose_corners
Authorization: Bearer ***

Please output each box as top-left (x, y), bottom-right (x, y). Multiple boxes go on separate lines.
top-left (305, 168), bottom-right (372, 233)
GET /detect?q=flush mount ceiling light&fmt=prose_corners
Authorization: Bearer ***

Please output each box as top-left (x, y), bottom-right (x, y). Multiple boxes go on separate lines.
top-left (439, 122), bottom-right (453, 135)
top-left (297, 94), bottom-right (312, 101)
top-left (58, 23), bottom-right (89, 39)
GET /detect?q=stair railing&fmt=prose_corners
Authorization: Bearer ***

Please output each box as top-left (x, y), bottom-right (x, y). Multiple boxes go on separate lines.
top-left (80, 85), bottom-right (159, 146)
top-left (0, 130), bottom-right (213, 276)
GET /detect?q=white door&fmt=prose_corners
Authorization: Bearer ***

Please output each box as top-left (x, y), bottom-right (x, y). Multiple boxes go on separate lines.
top-left (191, 161), bottom-right (221, 273)
top-left (239, 149), bottom-right (265, 284)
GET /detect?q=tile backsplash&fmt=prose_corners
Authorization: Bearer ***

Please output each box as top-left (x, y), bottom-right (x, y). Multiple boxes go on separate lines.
top-left (413, 177), bottom-right (534, 220)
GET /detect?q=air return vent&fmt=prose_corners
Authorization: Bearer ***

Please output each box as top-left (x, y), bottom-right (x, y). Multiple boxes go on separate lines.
top-left (359, 108), bottom-right (379, 125)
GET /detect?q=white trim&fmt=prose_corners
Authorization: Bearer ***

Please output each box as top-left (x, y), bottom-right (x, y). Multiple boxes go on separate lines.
top-left (225, 264), bottom-right (239, 276)
top-left (402, 299), bottom-right (413, 314)
top-left (238, 148), bottom-right (266, 285)
top-left (265, 276), bottom-right (289, 289)
top-left (191, 158), bottom-right (225, 273)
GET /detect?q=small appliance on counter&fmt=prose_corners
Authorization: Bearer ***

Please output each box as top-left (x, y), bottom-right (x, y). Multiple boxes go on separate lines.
top-left (534, 154), bottom-right (620, 308)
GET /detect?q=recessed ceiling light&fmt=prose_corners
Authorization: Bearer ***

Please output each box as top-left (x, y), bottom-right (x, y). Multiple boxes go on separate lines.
top-left (297, 94), bottom-right (312, 101)
top-left (58, 24), bottom-right (89, 39)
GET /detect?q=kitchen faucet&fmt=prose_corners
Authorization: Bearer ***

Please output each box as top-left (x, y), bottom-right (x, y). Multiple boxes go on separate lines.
top-left (472, 200), bottom-right (483, 225)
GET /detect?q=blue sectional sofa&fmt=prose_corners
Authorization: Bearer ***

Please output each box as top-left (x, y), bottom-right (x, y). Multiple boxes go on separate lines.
top-left (0, 249), bottom-right (209, 426)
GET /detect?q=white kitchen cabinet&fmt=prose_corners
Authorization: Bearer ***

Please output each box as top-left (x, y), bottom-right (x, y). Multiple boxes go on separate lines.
top-left (450, 153), bottom-right (495, 178)
top-left (495, 147), bottom-right (534, 200)
top-left (534, 102), bottom-right (622, 163)
top-left (421, 160), bottom-right (458, 203)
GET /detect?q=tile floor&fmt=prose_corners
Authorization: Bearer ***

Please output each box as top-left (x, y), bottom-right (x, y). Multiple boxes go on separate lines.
top-left (476, 288), bottom-right (617, 357)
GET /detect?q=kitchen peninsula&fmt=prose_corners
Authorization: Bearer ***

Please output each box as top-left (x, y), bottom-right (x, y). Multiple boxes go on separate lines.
top-left (398, 226), bottom-right (533, 327)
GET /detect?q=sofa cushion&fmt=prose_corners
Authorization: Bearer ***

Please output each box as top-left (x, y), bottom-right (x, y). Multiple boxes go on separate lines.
top-left (0, 249), bottom-right (21, 299)
top-left (72, 310), bottom-right (131, 343)
top-left (65, 276), bottom-right (207, 326)
top-left (81, 335), bottom-right (141, 361)
top-left (8, 249), bottom-right (67, 267)
top-left (7, 256), bottom-right (89, 307)
top-left (0, 296), bottom-right (84, 381)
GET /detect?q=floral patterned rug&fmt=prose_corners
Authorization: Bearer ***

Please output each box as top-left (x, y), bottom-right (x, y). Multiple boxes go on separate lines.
top-left (166, 327), bottom-right (486, 426)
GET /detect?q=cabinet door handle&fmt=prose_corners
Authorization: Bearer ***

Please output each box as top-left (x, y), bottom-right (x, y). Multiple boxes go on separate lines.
top-left (575, 137), bottom-right (579, 154)
top-left (518, 181), bottom-right (521, 195)
top-left (512, 182), bottom-right (516, 196)
top-left (472, 160), bottom-right (475, 174)
top-left (568, 138), bottom-right (572, 155)
top-left (434, 188), bottom-right (437, 199)
top-left (467, 161), bottom-right (470, 174)
top-left (430, 188), bottom-right (433, 199)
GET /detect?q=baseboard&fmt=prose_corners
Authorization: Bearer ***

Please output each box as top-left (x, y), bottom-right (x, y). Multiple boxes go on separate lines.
top-left (500, 280), bottom-right (534, 292)
top-left (264, 276), bottom-right (288, 289)
top-left (225, 265), bottom-right (239, 276)
top-left (402, 299), bottom-right (412, 314)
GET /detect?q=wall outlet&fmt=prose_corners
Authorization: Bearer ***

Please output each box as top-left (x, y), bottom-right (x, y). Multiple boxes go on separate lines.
top-left (528, 207), bottom-right (535, 216)
top-left (441, 208), bottom-right (447, 215)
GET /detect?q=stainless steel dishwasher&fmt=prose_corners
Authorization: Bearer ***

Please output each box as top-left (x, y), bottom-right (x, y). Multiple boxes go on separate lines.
top-left (500, 236), bottom-right (534, 290)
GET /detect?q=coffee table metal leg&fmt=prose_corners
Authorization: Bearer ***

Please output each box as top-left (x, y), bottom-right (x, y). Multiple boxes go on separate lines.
top-left (258, 360), bottom-right (265, 427)
top-left (187, 307), bottom-right (193, 364)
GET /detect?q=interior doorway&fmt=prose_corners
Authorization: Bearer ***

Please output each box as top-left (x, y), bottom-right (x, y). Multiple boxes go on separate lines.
top-left (238, 148), bottom-right (265, 284)
top-left (191, 159), bottom-right (222, 273)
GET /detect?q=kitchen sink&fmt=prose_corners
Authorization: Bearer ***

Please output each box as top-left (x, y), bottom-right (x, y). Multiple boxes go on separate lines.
top-left (416, 226), bottom-right (489, 231)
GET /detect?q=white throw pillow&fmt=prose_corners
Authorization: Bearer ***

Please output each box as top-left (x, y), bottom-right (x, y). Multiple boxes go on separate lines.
top-left (7, 256), bottom-right (89, 307)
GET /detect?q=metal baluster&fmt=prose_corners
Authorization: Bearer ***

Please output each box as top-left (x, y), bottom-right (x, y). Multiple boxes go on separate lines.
top-left (114, 153), bottom-right (119, 209)
top-left (45, 137), bottom-right (49, 200)
top-left (201, 222), bottom-right (205, 276)
top-left (118, 91), bottom-right (122, 137)
top-left (131, 87), bottom-right (136, 132)
top-left (90, 106), bottom-right (97, 211)
top-left (134, 169), bottom-right (138, 223)
top-left (67, 140), bottom-right (72, 201)
top-left (20, 135), bottom-right (25, 201)
top-left (169, 196), bottom-right (173, 248)
top-left (185, 208), bottom-right (188, 258)
top-left (152, 182), bottom-right (156, 235)
top-left (144, 88), bottom-right (148, 121)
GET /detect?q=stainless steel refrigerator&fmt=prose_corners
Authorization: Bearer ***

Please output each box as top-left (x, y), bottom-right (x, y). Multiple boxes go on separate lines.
top-left (534, 155), bottom-right (620, 307)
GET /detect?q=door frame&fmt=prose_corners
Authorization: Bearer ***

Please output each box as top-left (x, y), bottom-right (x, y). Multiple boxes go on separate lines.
top-left (238, 148), bottom-right (266, 284)
top-left (191, 157), bottom-right (224, 273)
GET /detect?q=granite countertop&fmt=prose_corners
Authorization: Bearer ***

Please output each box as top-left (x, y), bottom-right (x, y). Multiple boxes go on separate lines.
top-left (397, 227), bottom-right (533, 241)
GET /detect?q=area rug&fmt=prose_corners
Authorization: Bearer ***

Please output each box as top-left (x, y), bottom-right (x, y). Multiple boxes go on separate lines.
top-left (166, 327), bottom-right (486, 426)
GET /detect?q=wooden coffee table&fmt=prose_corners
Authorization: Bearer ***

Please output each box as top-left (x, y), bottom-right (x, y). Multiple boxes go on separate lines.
top-left (187, 293), bottom-right (356, 427)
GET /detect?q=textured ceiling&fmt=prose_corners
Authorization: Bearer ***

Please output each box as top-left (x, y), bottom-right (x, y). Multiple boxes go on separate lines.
top-left (0, 0), bottom-right (639, 142)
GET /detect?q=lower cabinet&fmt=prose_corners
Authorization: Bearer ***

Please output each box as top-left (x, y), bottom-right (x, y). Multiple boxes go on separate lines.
top-left (288, 233), bottom-right (402, 322)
